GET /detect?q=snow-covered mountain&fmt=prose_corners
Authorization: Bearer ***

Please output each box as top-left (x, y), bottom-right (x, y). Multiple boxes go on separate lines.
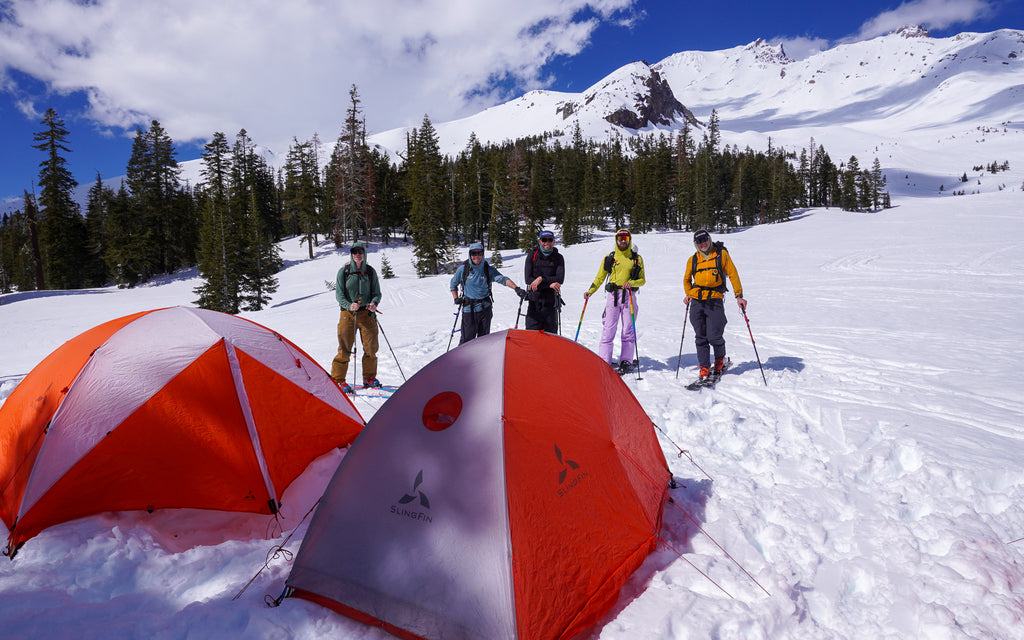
top-left (167, 27), bottom-right (1024, 204)
top-left (369, 26), bottom-right (1024, 185)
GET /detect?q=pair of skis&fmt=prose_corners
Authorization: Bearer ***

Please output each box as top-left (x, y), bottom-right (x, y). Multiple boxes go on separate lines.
top-left (343, 384), bottom-right (400, 398)
top-left (684, 358), bottom-right (731, 391)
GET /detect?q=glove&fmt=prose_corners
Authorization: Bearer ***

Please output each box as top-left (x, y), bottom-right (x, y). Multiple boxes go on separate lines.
top-left (515, 287), bottom-right (527, 300)
top-left (604, 282), bottom-right (620, 292)
top-left (454, 296), bottom-right (465, 306)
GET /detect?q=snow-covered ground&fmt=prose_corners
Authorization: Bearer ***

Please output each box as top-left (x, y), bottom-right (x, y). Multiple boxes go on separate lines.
top-left (1, 187), bottom-right (1023, 639)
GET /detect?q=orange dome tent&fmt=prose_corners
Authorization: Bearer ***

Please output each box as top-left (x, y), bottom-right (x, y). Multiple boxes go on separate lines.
top-left (284, 329), bottom-right (671, 640)
top-left (0, 306), bottom-right (364, 558)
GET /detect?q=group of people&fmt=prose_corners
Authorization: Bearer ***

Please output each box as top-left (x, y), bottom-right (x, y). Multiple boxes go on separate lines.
top-left (329, 228), bottom-right (746, 391)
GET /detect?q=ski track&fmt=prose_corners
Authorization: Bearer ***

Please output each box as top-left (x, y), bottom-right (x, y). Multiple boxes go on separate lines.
top-left (627, 359), bottom-right (1024, 639)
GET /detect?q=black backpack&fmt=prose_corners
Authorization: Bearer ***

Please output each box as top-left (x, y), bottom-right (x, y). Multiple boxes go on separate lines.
top-left (603, 249), bottom-right (642, 281)
top-left (691, 241), bottom-right (728, 297)
top-left (460, 259), bottom-right (493, 302)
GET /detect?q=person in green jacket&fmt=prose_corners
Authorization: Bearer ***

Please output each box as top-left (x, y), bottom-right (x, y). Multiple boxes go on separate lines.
top-left (331, 242), bottom-right (382, 392)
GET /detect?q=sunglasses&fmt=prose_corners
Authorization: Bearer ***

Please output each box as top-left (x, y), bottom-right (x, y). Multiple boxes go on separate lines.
top-left (351, 249), bottom-right (365, 255)
top-left (540, 237), bottom-right (554, 243)
top-left (694, 234), bottom-right (710, 244)
top-left (469, 250), bottom-right (484, 257)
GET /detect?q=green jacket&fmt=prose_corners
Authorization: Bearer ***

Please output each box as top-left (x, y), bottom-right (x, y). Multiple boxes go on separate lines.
top-left (336, 247), bottom-right (381, 310)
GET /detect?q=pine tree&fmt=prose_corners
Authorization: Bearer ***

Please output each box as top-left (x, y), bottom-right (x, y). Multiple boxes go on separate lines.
top-left (83, 173), bottom-right (112, 286)
top-left (32, 108), bottom-right (88, 289)
top-left (282, 138), bottom-right (322, 259)
top-left (232, 130), bottom-right (281, 311)
top-left (0, 196), bottom-right (45, 291)
top-left (405, 115), bottom-right (451, 276)
top-left (869, 157), bottom-right (884, 210)
top-left (328, 85), bottom-right (377, 245)
top-left (839, 156), bottom-right (860, 211)
top-left (380, 253), bottom-right (395, 279)
top-left (455, 133), bottom-right (488, 244)
top-left (194, 131), bottom-right (238, 312)
top-left (122, 120), bottom-right (186, 280)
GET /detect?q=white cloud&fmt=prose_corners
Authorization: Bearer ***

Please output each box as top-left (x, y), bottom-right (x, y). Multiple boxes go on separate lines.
top-left (770, 36), bottom-right (830, 61)
top-left (850, 0), bottom-right (994, 42)
top-left (0, 0), bottom-right (635, 154)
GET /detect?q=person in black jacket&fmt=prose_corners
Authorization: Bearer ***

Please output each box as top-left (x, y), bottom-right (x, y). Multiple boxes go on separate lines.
top-left (523, 229), bottom-right (565, 333)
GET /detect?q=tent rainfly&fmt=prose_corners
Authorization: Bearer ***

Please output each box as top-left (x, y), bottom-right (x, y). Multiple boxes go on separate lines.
top-left (0, 306), bottom-right (365, 557)
top-left (284, 329), bottom-right (671, 640)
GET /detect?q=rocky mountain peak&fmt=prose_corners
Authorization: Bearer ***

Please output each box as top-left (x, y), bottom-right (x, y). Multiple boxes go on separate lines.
top-left (895, 24), bottom-right (930, 38)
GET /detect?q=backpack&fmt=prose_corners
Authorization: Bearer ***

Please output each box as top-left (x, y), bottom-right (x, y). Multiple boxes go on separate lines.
top-left (341, 263), bottom-right (373, 303)
top-left (460, 259), bottom-right (493, 302)
top-left (691, 241), bottom-right (728, 297)
top-left (603, 249), bottom-right (642, 281)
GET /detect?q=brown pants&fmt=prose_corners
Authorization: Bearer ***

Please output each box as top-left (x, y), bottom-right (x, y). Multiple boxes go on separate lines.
top-left (331, 309), bottom-right (379, 383)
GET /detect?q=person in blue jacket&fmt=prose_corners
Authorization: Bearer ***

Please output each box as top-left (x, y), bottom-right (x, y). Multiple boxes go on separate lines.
top-left (449, 242), bottom-right (524, 344)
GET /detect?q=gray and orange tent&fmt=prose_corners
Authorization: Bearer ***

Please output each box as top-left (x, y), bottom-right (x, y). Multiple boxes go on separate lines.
top-left (0, 306), bottom-right (364, 558)
top-left (283, 329), bottom-right (671, 640)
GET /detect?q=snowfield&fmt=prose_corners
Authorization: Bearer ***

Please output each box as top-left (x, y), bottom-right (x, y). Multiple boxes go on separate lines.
top-left (1, 188), bottom-right (1023, 639)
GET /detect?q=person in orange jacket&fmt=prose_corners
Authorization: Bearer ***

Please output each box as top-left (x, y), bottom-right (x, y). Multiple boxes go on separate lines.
top-left (683, 229), bottom-right (747, 383)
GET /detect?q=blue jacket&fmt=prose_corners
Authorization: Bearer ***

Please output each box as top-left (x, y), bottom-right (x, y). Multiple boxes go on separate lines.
top-left (450, 260), bottom-right (510, 313)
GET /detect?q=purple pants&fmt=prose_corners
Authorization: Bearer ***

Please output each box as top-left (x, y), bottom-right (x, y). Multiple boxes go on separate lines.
top-left (598, 289), bottom-right (637, 364)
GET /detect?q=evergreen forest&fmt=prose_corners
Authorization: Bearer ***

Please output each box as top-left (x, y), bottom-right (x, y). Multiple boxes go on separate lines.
top-left (0, 88), bottom-right (891, 303)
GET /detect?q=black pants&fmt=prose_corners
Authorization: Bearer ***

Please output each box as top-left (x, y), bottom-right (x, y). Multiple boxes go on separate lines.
top-left (525, 300), bottom-right (559, 333)
top-left (460, 304), bottom-right (493, 344)
top-left (689, 298), bottom-right (727, 368)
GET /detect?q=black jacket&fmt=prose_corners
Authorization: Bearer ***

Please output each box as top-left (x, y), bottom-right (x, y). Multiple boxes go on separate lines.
top-left (524, 246), bottom-right (565, 308)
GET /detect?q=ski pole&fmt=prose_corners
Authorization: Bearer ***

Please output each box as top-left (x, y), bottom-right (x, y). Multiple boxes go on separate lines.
top-left (675, 299), bottom-right (691, 379)
top-left (573, 295), bottom-right (590, 342)
top-left (741, 306), bottom-right (767, 386)
top-left (556, 293), bottom-right (563, 336)
top-left (446, 298), bottom-right (463, 353)
top-left (375, 316), bottom-right (407, 383)
top-left (514, 291), bottom-right (526, 329)
top-left (351, 298), bottom-right (361, 389)
top-left (627, 287), bottom-right (642, 380)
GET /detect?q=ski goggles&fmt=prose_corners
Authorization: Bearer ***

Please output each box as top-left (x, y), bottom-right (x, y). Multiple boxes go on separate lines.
top-left (615, 230), bottom-right (631, 241)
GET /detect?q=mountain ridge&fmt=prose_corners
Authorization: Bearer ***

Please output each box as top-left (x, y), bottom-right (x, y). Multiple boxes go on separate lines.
top-left (366, 26), bottom-right (1024, 183)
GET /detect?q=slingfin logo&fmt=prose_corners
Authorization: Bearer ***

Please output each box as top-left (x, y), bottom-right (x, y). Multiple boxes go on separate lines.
top-left (399, 469), bottom-right (430, 508)
top-left (391, 470), bottom-right (433, 523)
top-left (555, 445), bottom-right (588, 497)
top-left (555, 445), bottom-right (579, 484)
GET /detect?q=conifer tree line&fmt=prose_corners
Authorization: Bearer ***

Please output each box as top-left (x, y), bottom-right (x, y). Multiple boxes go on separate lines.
top-left (1, 92), bottom-right (891, 295)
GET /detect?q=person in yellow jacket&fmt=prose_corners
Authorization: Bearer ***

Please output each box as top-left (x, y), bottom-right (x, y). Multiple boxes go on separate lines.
top-left (683, 229), bottom-right (747, 382)
top-left (584, 229), bottom-right (646, 372)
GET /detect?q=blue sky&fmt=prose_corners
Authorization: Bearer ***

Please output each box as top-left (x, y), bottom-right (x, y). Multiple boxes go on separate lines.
top-left (1, 0), bottom-right (1020, 211)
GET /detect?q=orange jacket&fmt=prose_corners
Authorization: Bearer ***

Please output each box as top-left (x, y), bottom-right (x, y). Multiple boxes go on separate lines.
top-left (684, 244), bottom-right (743, 301)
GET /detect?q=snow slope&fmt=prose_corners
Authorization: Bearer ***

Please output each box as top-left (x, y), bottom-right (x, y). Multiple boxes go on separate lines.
top-left (2, 185), bottom-right (1023, 638)
top-left (369, 28), bottom-right (1024, 188)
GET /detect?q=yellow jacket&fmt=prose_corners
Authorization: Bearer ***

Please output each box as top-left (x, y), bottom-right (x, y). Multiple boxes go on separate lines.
top-left (684, 244), bottom-right (743, 301)
top-left (586, 241), bottom-right (646, 295)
